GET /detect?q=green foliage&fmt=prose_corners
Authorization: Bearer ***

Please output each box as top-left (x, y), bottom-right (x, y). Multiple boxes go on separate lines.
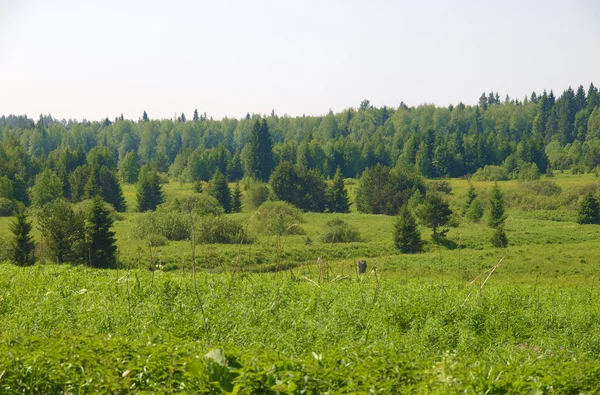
top-left (31, 168), bottom-right (63, 207)
top-left (118, 150), bottom-right (140, 184)
top-left (488, 182), bottom-right (507, 228)
top-left (472, 165), bottom-right (510, 181)
top-left (0, 197), bottom-right (14, 216)
top-left (85, 165), bottom-right (127, 212)
top-left (520, 179), bottom-right (562, 196)
top-left (356, 165), bottom-right (425, 215)
top-left (147, 233), bottom-right (169, 247)
top-left (10, 208), bottom-right (35, 266)
top-left (427, 179), bottom-right (452, 194)
top-left (491, 225), bottom-right (508, 248)
top-left (246, 119), bottom-right (274, 181)
top-left (37, 199), bottom-right (85, 263)
top-left (254, 201), bottom-right (305, 236)
top-left (393, 205), bottom-right (423, 253)
top-left (193, 180), bottom-right (203, 193)
top-left (130, 208), bottom-right (191, 241)
top-left (231, 182), bottom-right (242, 213)
top-left (416, 192), bottom-right (452, 239)
top-left (244, 182), bottom-right (270, 209)
top-left (86, 196), bottom-right (117, 268)
top-left (318, 218), bottom-right (360, 243)
top-left (208, 170), bottom-right (231, 213)
top-left (195, 215), bottom-right (248, 244)
top-left (577, 193), bottom-right (600, 224)
top-left (326, 167), bottom-right (350, 213)
top-left (270, 162), bottom-right (327, 212)
top-left (465, 199), bottom-right (484, 222)
top-left (518, 162), bottom-right (541, 180)
top-left (137, 165), bottom-right (164, 212)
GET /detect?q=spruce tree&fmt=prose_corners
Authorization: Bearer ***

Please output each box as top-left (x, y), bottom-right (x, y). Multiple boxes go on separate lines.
top-left (246, 119), bottom-right (273, 181)
top-left (142, 110), bottom-right (149, 122)
top-left (577, 193), bottom-right (600, 224)
top-left (464, 181), bottom-right (477, 212)
top-left (416, 192), bottom-right (452, 241)
top-left (86, 196), bottom-right (117, 268)
top-left (488, 182), bottom-right (507, 228)
top-left (137, 165), bottom-right (164, 212)
top-left (193, 109), bottom-right (199, 122)
top-left (226, 152), bottom-right (244, 182)
top-left (10, 207), bottom-right (35, 266)
top-left (231, 182), bottom-right (242, 213)
top-left (209, 170), bottom-right (232, 213)
top-left (491, 225), bottom-right (508, 248)
top-left (326, 167), bottom-right (350, 213)
top-left (394, 204), bottom-right (423, 253)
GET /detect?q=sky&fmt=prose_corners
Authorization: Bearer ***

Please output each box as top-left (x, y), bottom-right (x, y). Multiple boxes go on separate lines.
top-left (1, 0), bottom-right (599, 121)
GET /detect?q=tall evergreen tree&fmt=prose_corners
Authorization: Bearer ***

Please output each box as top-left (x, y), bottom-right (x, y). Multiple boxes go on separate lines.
top-left (226, 152), bottom-right (244, 181)
top-left (488, 182), bottom-right (507, 228)
top-left (193, 109), bottom-right (200, 122)
top-left (246, 119), bottom-right (274, 181)
top-left (86, 196), bottom-right (117, 268)
top-left (142, 110), bottom-right (149, 122)
top-left (38, 199), bottom-right (85, 264)
top-left (231, 182), bottom-right (242, 213)
top-left (137, 165), bottom-right (164, 212)
top-left (394, 204), bottom-right (423, 253)
top-left (326, 167), bottom-right (350, 213)
top-left (577, 193), bottom-right (600, 224)
top-left (416, 192), bottom-right (452, 241)
top-left (208, 170), bottom-right (232, 213)
top-left (10, 207), bottom-right (35, 266)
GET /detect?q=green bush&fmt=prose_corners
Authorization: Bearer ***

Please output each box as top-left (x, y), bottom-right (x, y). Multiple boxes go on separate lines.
top-left (472, 166), bottom-right (510, 181)
top-left (147, 233), bottom-right (169, 247)
top-left (318, 219), bottom-right (361, 243)
top-left (195, 215), bottom-right (250, 244)
top-left (73, 199), bottom-right (125, 221)
top-left (130, 208), bottom-right (191, 241)
top-left (254, 201), bottom-right (305, 235)
top-left (0, 197), bottom-right (14, 217)
top-left (427, 180), bottom-right (452, 194)
top-left (244, 182), bottom-right (271, 209)
top-left (520, 180), bottom-right (562, 196)
top-left (180, 194), bottom-right (225, 216)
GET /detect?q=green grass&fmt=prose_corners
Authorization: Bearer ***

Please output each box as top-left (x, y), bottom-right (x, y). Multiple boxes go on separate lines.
top-left (2, 174), bottom-right (600, 392)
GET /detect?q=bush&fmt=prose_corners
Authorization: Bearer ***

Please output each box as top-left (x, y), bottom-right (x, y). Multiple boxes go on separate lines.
top-left (130, 208), bottom-right (191, 241)
top-left (254, 201), bottom-right (305, 236)
top-left (195, 215), bottom-right (249, 244)
top-left (244, 182), bottom-right (271, 209)
top-left (472, 166), bottom-right (510, 181)
top-left (0, 197), bottom-right (14, 216)
top-left (520, 180), bottom-right (562, 197)
top-left (147, 234), bottom-right (169, 247)
top-left (178, 194), bottom-right (225, 216)
top-left (427, 180), bottom-right (452, 194)
top-left (73, 199), bottom-right (125, 221)
top-left (318, 219), bottom-right (361, 243)
top-left (518, 162), bottom-right (540, 181)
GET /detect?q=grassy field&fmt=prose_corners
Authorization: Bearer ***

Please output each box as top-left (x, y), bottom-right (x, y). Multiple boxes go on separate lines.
top-left (2, 173), bottom-right (600, 392)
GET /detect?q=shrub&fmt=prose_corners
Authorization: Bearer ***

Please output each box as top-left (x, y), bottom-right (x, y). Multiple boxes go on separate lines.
top-left (520, 180), bottom-right (562, 197)
top-left (518, 162), bottom-right (540, 181)
top-left (427, 180), bottom-right (452, 194)
top-left (254, 201), bottom-right (305, 236)
top-left (73, 199), bottom-right (125, 221)
top-left (130, 208), bottom-right (191, 241)
top-left (147, 234), bottom-right (169, 247)
top-left (472, 166), bottom-right (510, 181)
top-left (0, 197), bottom-right (14, 217)
top-left (195, 215), bottom-right (249, 244)
top-left (244, 182), bottom-right (271, 209)
top-left (179, 194), bottom-right (225, 216)
top-left (318, 219), bottom-right (361, 243)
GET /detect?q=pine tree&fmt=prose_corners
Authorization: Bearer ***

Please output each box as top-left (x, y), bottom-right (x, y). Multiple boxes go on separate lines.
top-left (246, 119), bottom-right (273, 181)
top-left (488, 182), bottom-right (507, 228)
top-left (38, 199), bottom-right (85, 264)
top-left (231, 182), bottom-right (242, 213)
top-left (142, 110), bottom-right (149, 122)
top-left (394, 204), bottom-right (423, 253)
top-left (86, 196), bottom-right (117, 268)
top-left (577, 193), bottom-right (600, 224)
top-left (137, 166), bottom-right (164, 212)
top-left (326, 167), bottom-right (350, 213)
top-left (226, 152), bottom-right (244, 181)
top-left (464, 181), bottom-right (477, 213)
top-left (193, 109), bottom-right (200, 122)
top-left (416, 192), bottom-right (452, 241)
top-left (209, 170), bottom-right (232, 213)
top-left (10, 207), bottom-right (35, 266)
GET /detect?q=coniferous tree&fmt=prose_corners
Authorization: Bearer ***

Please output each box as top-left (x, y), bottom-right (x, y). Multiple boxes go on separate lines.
top-left (394, 204), bottom-right (423, 253)
top-left (193, 109), bottom-right (200, 122)
top-left (231, 182), bottom-right (242, 213)
top-left (86, 196), bottom-right (117, 268)
top-left (142, 110), bottom-right (149, 122)
top-left (464, 181), bottom-right (477, 213)
top-left (488, 182), bottom-right (507, 228)
top-left (246, 119), bottom-right (274, 181)
top-left (577, 193), bottom-right (600, 224)
top-left (10, 207), bottom-right (35, 266)
top-left (38, 199), bottom-right (85, 264)
top-left (137, 165), bottom-right (164, 212)
top-left (209, 170), bottom-right (232, 213)
top-left (491, 225), bottom-right (508, 248)
top-left (326, 167), bottom-right (350, 213)
top-left (226, 152), bottom-right (244, 182)
top-left (416, 192), bottom-right (452, 241)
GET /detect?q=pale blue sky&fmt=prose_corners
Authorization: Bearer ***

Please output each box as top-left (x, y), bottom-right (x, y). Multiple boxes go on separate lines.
top-left (1, 0), bottom-right (598, 121)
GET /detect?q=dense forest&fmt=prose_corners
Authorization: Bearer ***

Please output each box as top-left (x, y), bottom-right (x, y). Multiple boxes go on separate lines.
top-left (1, 83), bottom-right (600, 213)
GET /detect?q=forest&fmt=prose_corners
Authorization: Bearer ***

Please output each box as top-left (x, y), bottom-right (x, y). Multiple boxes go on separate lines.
top-left (2, 83), bottom-right (600, 392)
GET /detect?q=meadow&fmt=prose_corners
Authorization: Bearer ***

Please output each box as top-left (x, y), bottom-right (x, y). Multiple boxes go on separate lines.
top-left (2, 173), bottom-right (600, 392)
